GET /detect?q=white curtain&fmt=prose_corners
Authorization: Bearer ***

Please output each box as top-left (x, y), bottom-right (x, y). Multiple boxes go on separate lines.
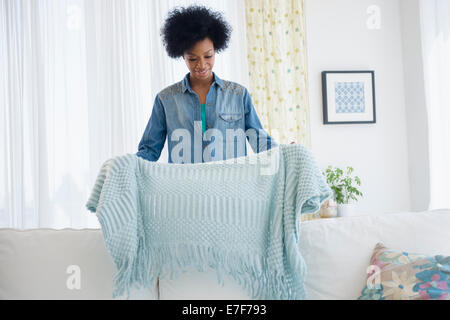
top-left (0, 0), bottom-right (249, 229)
top-left (420, 0), bottom-right (450, 210)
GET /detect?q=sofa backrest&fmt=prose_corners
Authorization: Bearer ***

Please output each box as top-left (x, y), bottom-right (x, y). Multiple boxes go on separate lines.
top-left (0, 228), bottom-right (157, 299)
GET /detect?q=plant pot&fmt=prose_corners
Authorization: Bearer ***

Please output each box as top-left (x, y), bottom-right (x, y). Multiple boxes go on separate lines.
top-left (337, 203), bottom-right (356, 217)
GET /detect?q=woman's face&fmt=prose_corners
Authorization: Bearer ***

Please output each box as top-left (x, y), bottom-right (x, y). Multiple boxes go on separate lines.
top-left (183, 37), bottom-right (215, 83)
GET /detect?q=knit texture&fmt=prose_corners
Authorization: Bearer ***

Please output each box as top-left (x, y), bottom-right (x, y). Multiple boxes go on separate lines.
top-left (86, 144), bottom-right (332, 299)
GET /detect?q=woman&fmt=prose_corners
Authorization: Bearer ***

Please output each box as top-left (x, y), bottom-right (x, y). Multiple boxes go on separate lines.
top-left (137, 5), bottom-right (278, 164)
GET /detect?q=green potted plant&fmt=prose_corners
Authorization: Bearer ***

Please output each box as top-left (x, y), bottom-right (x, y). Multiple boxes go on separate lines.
top-left (323, 166), bottom-right (363, 217)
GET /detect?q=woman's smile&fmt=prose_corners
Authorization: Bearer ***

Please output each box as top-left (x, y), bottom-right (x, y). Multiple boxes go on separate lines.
top-left (196, 69), bottom-right (209, 77)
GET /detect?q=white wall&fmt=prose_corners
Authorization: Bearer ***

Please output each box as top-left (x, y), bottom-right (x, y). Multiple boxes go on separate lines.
top-left (304, 0), bottom-right (412, 214)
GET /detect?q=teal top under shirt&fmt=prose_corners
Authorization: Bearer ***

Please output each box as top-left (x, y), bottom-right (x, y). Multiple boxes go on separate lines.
top-left (200, 103), bottom-right (206, 134)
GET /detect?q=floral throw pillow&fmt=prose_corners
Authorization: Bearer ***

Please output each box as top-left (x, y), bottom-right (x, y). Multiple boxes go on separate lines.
top-left (358, 243), bottom-right (450, 300)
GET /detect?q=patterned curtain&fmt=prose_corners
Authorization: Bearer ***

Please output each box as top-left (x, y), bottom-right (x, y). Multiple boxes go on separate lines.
top-left (244, 0), bottom-right (311, 147)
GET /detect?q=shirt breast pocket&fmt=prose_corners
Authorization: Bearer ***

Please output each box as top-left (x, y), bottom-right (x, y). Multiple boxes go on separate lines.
top-left (218, 112), bottom-right (243, 130)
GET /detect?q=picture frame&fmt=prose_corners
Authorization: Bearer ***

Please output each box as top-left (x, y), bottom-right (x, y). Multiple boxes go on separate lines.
top-left (322, 71), bottom-right (376, 124)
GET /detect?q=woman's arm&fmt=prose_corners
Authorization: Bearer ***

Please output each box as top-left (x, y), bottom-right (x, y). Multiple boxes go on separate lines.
top-left (243, 88), bottom-right (278, 153)
top-left (136, 96), bottom-right (167, 161)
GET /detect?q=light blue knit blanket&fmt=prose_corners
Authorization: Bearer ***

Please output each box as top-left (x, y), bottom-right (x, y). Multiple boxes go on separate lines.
top-left (86, 144), bottom-right (332, 299)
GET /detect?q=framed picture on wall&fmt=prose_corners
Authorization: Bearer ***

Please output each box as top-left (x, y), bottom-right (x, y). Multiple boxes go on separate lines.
top-left (322, 71), bottom-right (376, 124)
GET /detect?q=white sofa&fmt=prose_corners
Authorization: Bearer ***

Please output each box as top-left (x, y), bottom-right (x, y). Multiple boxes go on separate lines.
top-left (1, 209), bottom-right (449, 300)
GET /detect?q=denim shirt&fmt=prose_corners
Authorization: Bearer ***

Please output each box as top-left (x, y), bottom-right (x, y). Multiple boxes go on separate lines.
top-left (137, 72), bottom-right (278, 163)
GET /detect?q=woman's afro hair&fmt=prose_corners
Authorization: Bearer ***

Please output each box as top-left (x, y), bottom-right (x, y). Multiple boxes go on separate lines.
top-left (161, 5), bottom-right (232, 59)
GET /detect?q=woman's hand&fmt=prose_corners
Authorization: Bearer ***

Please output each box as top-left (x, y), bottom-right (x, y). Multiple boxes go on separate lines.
top-left (290, 141), bottom-right (296, 144)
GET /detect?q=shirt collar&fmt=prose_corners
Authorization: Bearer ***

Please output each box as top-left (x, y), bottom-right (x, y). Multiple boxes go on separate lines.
top-left (181, 72), bottom-right (224, 93)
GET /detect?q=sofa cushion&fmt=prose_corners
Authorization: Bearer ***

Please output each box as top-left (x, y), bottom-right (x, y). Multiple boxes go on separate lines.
top-left (0, 229), bottom-right (158, 299)
top-left (357, 243), bottom-right (450, 300)
top-left (159, 266), bottom-right (252, 300)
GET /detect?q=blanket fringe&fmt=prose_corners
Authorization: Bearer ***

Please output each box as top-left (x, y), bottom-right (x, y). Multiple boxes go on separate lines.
top-left (111, 236), bottom-right (297, 300)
